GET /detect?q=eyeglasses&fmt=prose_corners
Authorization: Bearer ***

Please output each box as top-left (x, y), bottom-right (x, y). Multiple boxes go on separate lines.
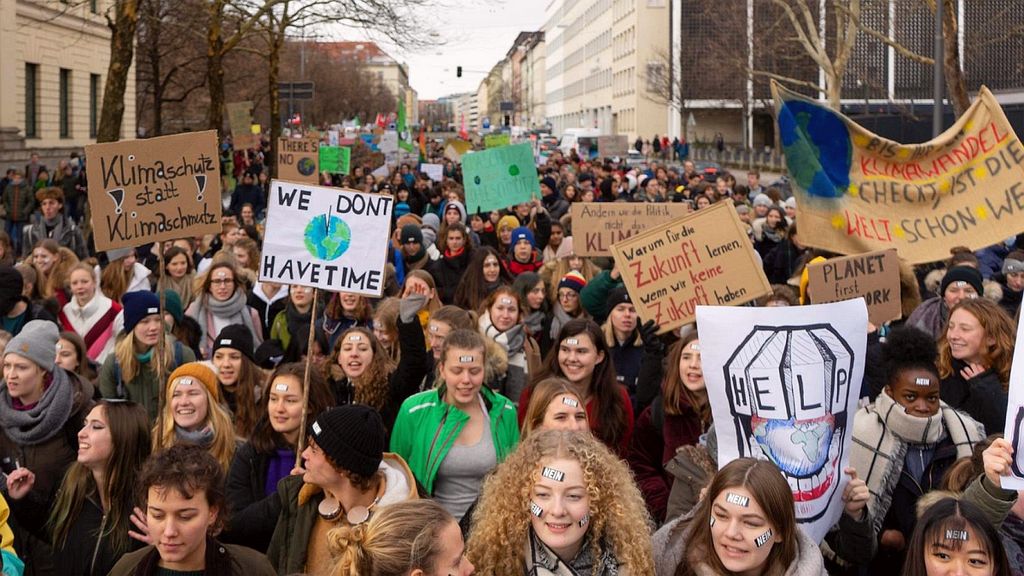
top-left (559, 291), bottom-right (579, 300)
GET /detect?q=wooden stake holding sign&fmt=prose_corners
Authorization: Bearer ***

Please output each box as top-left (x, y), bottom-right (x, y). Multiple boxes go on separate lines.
top-left (610, 202), bottom-right (771, 334)
top-left (294, 287), bottom-right (319, 468)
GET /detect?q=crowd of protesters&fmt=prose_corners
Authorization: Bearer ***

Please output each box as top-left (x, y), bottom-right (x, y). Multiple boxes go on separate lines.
top-left (0, 132), bottom-right (1017, 576)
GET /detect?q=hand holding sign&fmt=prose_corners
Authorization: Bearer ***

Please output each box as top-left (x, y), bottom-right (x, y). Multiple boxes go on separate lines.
top-left (984, 438), bottom-right (1014, 488)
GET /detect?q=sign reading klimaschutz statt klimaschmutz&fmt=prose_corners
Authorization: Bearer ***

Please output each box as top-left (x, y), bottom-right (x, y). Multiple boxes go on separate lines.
top-left (260, 180), bottom-right (393, 297)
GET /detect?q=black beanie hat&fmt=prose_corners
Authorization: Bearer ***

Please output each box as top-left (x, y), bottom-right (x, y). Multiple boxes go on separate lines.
top-left (0, 266), bottom-right (23, 317)
top-left (400, 224), bottom-right (423, 245)
top-left (606, 285), bottom-right (632, 313)
top-left (309, 405), bottom-right (384, 477)
top-left (940, 266), bottom-right (983, 298)
top-left (212, 324), bottom-right (256, 363)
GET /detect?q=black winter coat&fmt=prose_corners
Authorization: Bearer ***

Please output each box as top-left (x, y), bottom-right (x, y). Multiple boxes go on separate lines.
top-left (941, 363), bottom-right (1008, 435)
top-left (222, 441), bottom-right (284, 552)
top-left (428, 250), bottom-right (473, 305)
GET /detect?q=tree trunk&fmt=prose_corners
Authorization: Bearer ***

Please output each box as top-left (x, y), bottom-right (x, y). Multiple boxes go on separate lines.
top-left (941, 0), bottom-right (970, 117)
top-left (269, 29), bottom-right (283, 179)
top-left (147, 0), bottom-right (163, 135)
top-left (97, 0), bottom-right (141, 143)
top-left (206, 0), bottom-right (226, 132)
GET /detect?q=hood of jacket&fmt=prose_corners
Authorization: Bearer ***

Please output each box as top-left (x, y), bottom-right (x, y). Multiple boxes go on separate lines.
top-left (297, 452), bottom-right (419, 507)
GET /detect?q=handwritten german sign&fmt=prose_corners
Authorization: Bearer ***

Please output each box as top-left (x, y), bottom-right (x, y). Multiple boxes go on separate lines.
top-left (278, 138), bottom-right (319, 183)
top-left (611, 202), bottom-right (770, 334)
top-left (226, 101), bottom-right (258, 150)
top-left (806, 249), bottom-right (902, 326)
top-left (597, 135), bottom-right (629, 158)
top-left (261, 180), bottom-right (393, 296)
top-left (572, 203), bottom-right (691, 256)
top-left (462, 143), bottom-right (540, 213)
top-left (774, 81), bottom-right (1024, 265)
top-left (86, 131), bottom-right (222, 252)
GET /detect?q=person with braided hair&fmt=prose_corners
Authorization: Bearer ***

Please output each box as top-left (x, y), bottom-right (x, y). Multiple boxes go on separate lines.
top-left (327, 499), bottom-right (474, 576)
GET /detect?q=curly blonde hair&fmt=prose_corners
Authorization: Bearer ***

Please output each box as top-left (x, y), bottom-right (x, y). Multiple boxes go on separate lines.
top-left (467, 430), bottom-right (653, 574)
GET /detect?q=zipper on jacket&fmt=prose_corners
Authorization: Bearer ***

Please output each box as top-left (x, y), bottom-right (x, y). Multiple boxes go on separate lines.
top-left (424, 406), bottom-right (451, 484)
top-left (90, 513), bottom-right (107, 576)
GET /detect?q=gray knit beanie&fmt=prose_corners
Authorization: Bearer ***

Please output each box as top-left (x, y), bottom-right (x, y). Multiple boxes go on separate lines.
top-left (4, 320), bottom-right (58, 371)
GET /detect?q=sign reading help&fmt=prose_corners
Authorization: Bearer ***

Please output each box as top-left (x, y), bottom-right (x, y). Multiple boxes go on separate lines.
top-left (697, 300), bottom-right (867, 543)
top-left (260, 180), bottom-right (393, 296)
top-left (572, 202), bottom-right (691, 256)
top-left (278, 138), bottom-right (319, 184)
top-left (318, 146), bottom-right (351, 175)
top-left (610, 202), bottom-right (770, 334)
top-left (86, 130), bottom-right (222, 252)
top-left (462, 143), bottom-right (539, 213)
top-left (806, 248), bottom-right (902, 326)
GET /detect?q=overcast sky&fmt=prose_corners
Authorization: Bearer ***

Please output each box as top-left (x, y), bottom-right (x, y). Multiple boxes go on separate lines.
top-left (330, 1), bottom-right (550, 101)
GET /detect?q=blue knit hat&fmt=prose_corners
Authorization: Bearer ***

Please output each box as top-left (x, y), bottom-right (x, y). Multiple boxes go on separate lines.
top-left (122, 291), bottom-right (162, 333)
top-left (510, 226), bottom-right (536, 254)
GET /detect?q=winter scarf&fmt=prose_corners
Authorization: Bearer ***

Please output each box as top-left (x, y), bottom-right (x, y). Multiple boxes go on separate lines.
top-left (158, 273), bottom-right (195, 308)
top-left (479, 311), bottom-right (526, 371)
top-left (524, 309), bottom-right (546, 337)
top-left (524, 529), bottom-right (622, 576)
top-left (550, 304), bottom-right (578, 342)
top-left (60, 292), bottom-right (121, 363)
top-left (191, 291), bottom-right (258, 356)
top-left (849, 390), bottom-right (984, 538)
top-left (0, 368), bottom-right (74, 445)
top-left (999, 513), bottom-right (1024, 576)
top-left (175, 424), bottom-right (215, 447)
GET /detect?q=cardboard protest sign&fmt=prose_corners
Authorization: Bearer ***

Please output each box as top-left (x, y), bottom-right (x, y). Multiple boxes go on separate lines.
top-left (86, 131), bottom-right (221, 252)
top-left (370, 164), bottom-right (389, 179)
top-left (1003, 321), bottom-right (1024, 489)
top-left (597, 135), bottom-right (628, 158)
top-left (462, 143), bottom-right (540, 213)
top-left (380, 131), bottom-right (399, 154)
top-left (260, 180), bottom-right (393, 296)
top-left (485, 133), bottom-right (510, 148)
top-left (697, 300), bottom-right (868, 542)
top-left (610, 202), bottom-right (770, 333)
top-left (226, 101), bottom-right (258, 150)
top-left (774, 81), bottom-right (1024, 264)
top-left (318, 146), bottom-right (350, 175)
top-left (444, 139), bottom-right (472, 162)
top-left (806, 249), bottom-right (902, 326)
top-left (572, 202), bottom-right (691, 256)
top-left (278, 138), bottom-right (318, 184)
top-left (421, 163), bottom-right (444, 182)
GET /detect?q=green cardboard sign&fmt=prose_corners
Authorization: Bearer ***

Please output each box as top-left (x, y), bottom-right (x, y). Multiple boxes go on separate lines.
top-left (318, 146), bottom-right (350, 174)
top-left (462, 143), bottom-right (539, 212)
top-left (484, 133), bottom-right (510, 148)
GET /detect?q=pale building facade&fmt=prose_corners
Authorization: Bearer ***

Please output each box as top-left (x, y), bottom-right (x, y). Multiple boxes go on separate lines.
top-left (0, 0), bottom-right (136, 166)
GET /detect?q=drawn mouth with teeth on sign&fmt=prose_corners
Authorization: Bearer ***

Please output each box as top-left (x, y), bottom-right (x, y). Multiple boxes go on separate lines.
top-left (724, 325), bottom-right (854, 522)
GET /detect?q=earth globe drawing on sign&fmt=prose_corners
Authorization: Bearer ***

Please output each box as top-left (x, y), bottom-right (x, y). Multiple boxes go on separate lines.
top-left (778, 99), bottom-right (852, 199)
top-left (297, 157), bottom-right (317, 176)
top-left (304, 215), bottom-right (351, 260)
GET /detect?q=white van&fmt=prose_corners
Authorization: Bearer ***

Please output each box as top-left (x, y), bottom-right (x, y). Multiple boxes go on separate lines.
top-left (558, 128), bottom-right (603, 156)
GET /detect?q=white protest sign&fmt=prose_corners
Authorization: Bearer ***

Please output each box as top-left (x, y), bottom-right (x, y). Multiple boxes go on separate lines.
top-left (260, 180), bottom-right (393, 296)
top-left (1002, 321), bottom-right (1024, 489)
top-left (380, 131), bottom-right (399, 154)
top-left (371, 164), bottom-right (389, 179)
top-left (422, 163), bottom-right (444, 182)
top-left (697, 300), bottom-right (867, 543)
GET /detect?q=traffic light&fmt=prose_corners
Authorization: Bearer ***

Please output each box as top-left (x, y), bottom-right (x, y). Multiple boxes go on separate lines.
top-left (457, 66), bottom-right (462, 78)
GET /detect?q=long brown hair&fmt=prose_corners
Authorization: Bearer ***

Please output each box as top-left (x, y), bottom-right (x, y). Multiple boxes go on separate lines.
top-left (213, 342), bottom-right (262, 439)
top-left (521, 377), bottom-right (585, 437)
top-left (324, 327), bottom-right (396, 411)
top-left (937, 298), bottom-right (1016, 387)
top-left (50, 401), bottom-right (151, 555)
top-left (676, 458), bottom-right (798, 576)
top-left (249, 362), bottom-right (335, 454)
top-left (662, 333), bottom-right (711, 425)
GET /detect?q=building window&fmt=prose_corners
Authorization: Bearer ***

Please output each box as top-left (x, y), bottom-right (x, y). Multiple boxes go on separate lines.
top-left (25, 63), bottom-right (38, 139)
top-left (60, 68), bottom-right (72, 139)
top-left (90, 74), bottom-right (100, 138)
top-left (91, 0), bottom-right (98, 13)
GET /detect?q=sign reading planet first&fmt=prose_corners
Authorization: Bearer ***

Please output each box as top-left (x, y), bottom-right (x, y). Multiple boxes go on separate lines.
top-left (260, 180), bottom-right (393, 296)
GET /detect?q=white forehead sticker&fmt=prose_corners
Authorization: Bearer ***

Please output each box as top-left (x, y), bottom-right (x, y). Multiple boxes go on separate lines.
top-left (754, 529), bottom-right (773, 548)
top-left (566, 338), bottom-right (579, 345)
top-left (578, 513), bottom-right (590, 528)
top-left (500, 297), bottom-right (513, 305)
top-left (349, 335), bottom-right (362, 341)
top-left (689, 343), bottom-right (701, 351)
top-left (945, 529), bottom-right (969, 541)
top-left (216, 270), bottom-right (227, 278)
top-left (914, 377), bottom-right (931, 386)
top-left (530, 502), bottom-right (543, 517)
top-left (561, 396), bottom-right (580, 408)
top-left (220, 339), bottom-right (232, 346)
top-left (726, 493), bottom-right (749, 507)
top-left (274, 383), bottom-right (289, 392)
top-left (954, 281), bottom-right (967, 287)
top-left (459, 355), bottom-right (475, 363)
top-left (312, 421), bottom-right (322, 435)
top-left (541, 467), bottom-right (565, 482)
top-left (178, 377), bottom-right (194, 386)
top-left (147, 307), bottom-right (159, 314)
top-left (429, 325), bottom-right (439, 332)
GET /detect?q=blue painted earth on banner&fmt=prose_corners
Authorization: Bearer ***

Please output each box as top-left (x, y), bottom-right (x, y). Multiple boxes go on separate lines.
top-left (304, 215), bottom-right (351, 260)
top-left (778, 99), bottom-right (852, 198)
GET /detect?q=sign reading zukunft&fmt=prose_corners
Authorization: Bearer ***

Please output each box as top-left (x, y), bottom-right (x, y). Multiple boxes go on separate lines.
top-left (462, 143), bottom-right (539, 212)
top-left (86, 130), bottom-right (222, 252)
top-left (260, 180), bottom-right (393, 296)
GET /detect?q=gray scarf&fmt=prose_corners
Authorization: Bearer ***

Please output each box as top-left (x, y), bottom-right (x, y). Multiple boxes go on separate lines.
top-left (549, 304), bottom-right (577, 342)
top-left (525, 529), bottom-right (620, 576)
top-left (0, 368), bottom-right (75, 445)
top-left (192, 290), bottom-right (257, 355)
top-left (175, 424), bottom-right (215, 447)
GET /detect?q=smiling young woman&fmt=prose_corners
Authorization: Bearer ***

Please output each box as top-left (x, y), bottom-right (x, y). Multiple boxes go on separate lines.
top-left (152, 362), bottom-right (238, 473)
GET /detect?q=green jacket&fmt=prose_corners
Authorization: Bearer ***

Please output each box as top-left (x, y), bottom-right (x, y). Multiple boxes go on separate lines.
top-left (269, 309), bottom-right (293, 351)
top-left (580, 269), bottom-right (623, 323)
top-left (390, 385), bottom-right (519, 494)
top-left (97, 337), bottom-right (196, 421)
top-left (2, 181), bottom-right (34, 223)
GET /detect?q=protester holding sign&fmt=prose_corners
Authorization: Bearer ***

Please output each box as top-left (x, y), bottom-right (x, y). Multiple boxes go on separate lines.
top-left (467, 430), bottom-right (654, 575)
top-left (937, 299), bottom-right (1016, 435)
top-left (653, 458), bottom-right (827, 576)
top-left (156, 246), bottom-right (196, 309)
